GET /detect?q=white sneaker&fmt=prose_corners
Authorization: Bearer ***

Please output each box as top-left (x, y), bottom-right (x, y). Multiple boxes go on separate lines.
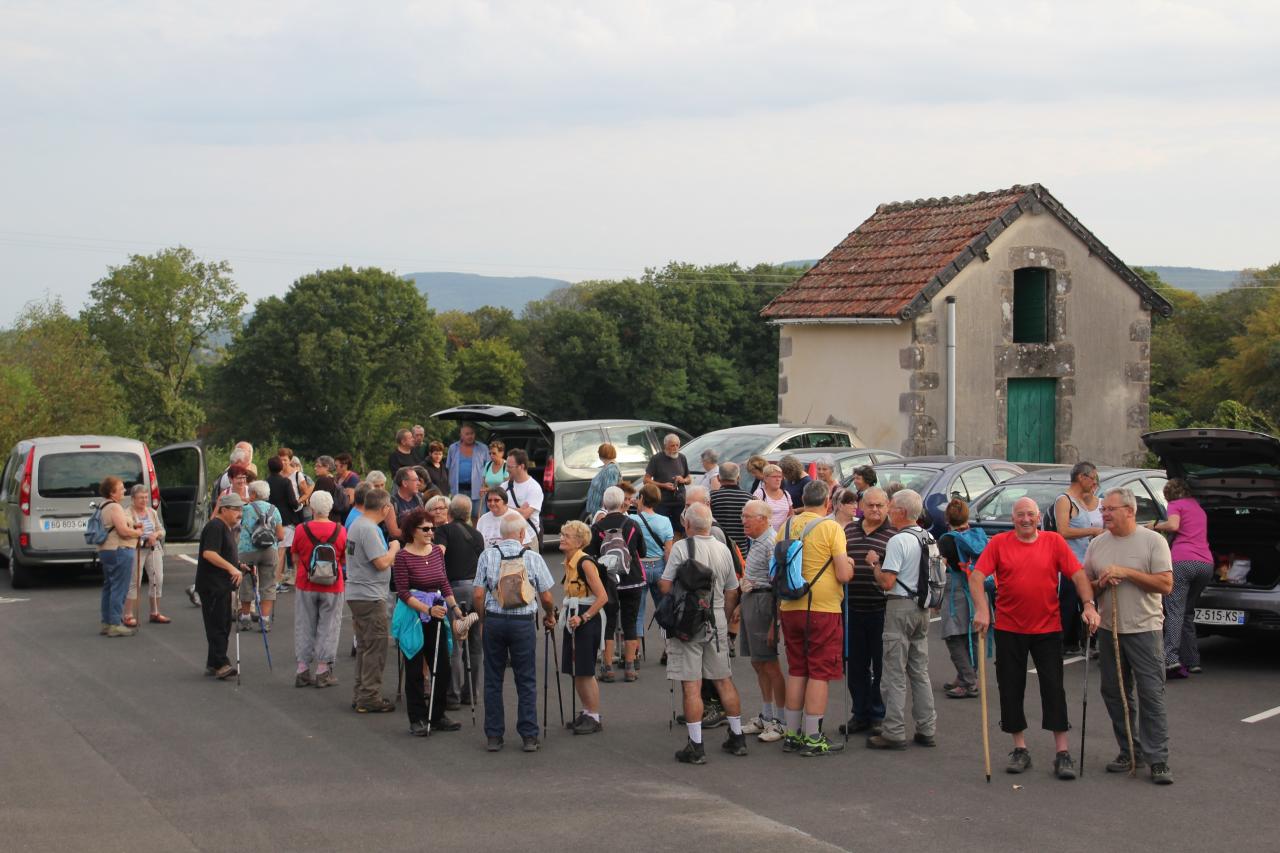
top-left (757, 719), bottom-right (785, 743)
top-left (740, 714), bottom-right (765, 735)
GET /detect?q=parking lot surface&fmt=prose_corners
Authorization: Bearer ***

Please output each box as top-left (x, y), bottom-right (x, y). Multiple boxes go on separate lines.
top-left (2, 545), bottom-right (1277, 852)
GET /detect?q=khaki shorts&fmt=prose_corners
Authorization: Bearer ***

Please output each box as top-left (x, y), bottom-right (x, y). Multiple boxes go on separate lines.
top-left (237, 548), bottom-right (278, 602)
top-left (739, 589), bottom-right (779, 661)
top-left (665, 618), bottom-right (731, 682)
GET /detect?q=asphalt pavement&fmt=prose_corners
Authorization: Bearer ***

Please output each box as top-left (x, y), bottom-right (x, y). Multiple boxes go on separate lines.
top-left (1, 544), bottom-right (1277, 853)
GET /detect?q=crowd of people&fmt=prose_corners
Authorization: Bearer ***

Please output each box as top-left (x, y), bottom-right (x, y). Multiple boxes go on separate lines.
top-left (94, 430), bottom-right (1206, 783)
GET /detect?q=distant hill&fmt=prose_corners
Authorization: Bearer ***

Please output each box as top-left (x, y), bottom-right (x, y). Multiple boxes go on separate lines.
top-left (1142, 266), bottom-right (1242, 294)
top-left (405, 272), bottom-right (568, 313)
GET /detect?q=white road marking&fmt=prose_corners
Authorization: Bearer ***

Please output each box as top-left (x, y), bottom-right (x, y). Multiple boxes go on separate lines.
top-left (178, 554), bottom-right (197, 565)
top-left (0, 596), bottom-right (30, 604)
top-left (1243, 705), bottom-right (1280, 724)
top-left (1029, 656), bottom-right (1084, 674)
top-left (930, 616), bottom-right (941, 623)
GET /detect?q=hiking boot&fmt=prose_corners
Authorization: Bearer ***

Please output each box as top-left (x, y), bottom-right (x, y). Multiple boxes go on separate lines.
top-left (204, 666), bottom-right (217, 677)
top-left (99, 623), bottom-right (110, 635)
top-left (624, 666), bottom-right (638, 682)
top-left (1006, 747), bottom-right (1032, 774)
top-left (702, 704), bottom-right (727, 729)
top-left (913, 732), bottom-right (937, 748)
top-left (259, 617), bottom-right (271, 633)
top-left (433, 716), bottom-right (462, 732)
top-left (1107, 752), bottom-right (1146, 773)
top-left (294, 670), bottom-right (313, 688)
top-left (409, 720), bottom-right (429, 737)
top-left (1053, 751), bottom-right (1078, 780)
top-left (599, 665), bottom-right (616, 683)
top-left (866, 735), bottom-right (907, 750)
top-left (572, 713), bottom-right (603, 735)
top-left (186, 585), bottom-right (200, 607)
top-left (237, 614), bottom-right (252, 631)
top-left (105, 624), bottom-right (136, 638)
top-left (801, 732), bottom-right (842, 756)
top-left (314, 670), bottom-right (337, 689)
top-left (945, 685), bottom-right (977, 699)
top-left (522, 736), bottom-right (541, 752)
top-left (1189, 664), bottom-right (1203, 674)
top-left (1166, 664), bottom-right (1189, 680)
top-left (781, 731), bottom-right (805, 753)
top-left (276, 583), bottom-right (292, 593)
top-left (758, 719), bottom-right (785, 743)
top-left (722, 731), bottom-right (749, 756)
top-left (839, 718), bottom-right (872, 736)
top-left (214, 664), bottom-right (238, 680)
top-left (740, 715), bottom-right (765, 735)
top-left (1150, 762), bottom-right (1173, 785)
top-left (356, 698), bottom-right (396, 713)
top-left (675, 739), bottom-right (707, 765)
top-left (486, 736), bottom-right (504, 752)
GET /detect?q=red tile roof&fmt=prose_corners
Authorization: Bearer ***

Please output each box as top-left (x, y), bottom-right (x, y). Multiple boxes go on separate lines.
top-left (761, 183), bottom-right (1172, 320)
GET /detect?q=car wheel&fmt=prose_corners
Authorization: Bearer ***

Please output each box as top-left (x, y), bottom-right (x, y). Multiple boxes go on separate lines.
top-left (9, 556), bottom-right (33, 589)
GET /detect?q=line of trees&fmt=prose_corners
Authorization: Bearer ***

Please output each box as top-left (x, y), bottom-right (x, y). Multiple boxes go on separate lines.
top-left (4, 248), bottom-right (1277, 467)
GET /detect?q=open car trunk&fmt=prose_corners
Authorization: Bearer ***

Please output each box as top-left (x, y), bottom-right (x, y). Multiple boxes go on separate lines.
top-left (1204, 503), bottom-right (1280, 590)
top-left (430, 405), bottom-right (554, 486)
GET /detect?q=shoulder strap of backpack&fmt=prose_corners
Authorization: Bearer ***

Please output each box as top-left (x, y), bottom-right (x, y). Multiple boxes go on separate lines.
top-left (322, 523), bottom-right (341, 547)
top-left (894, 528), bottom-right (932, 599)
top-left (637, 510), bottom-right (660, 545)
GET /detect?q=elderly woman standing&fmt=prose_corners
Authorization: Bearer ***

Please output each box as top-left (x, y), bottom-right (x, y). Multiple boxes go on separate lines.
top-left (124, 484), bottom-right (168, 626)
top-left (236, 480), bottom-right (284, 633)
top-left (695, 449), bottom-right (721, 492)
top-left (752, 464), bottom-right (794, 531)
top-left (814, 455), bottom-right (843, 507)
top-left (559, 520), bottom-right (609, 735)
top-left (1153, 478), bottom-right (1214, 678)
top-left (98, 476), bottom-right (143, 637)
top-left (583, 443), bottom-right (622, 522)
top-left (291, 490), bottom-right (348, 689)
top-left (1052, 462), bottom-right (1104, 656)
top-left (480, 439), bottom-right (509, 501)
top-left (744, 455), bottom-right (768, 497)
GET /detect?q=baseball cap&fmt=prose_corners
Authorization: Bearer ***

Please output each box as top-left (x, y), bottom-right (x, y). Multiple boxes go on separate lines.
top-left (216, 493), bottom-right (245, 509)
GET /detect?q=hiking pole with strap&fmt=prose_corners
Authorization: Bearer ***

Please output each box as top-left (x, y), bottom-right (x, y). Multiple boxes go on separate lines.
top-left (396, 651), bottom-right (404, 704)
top-left (978, 625), bottom-right (991, 783)
top-left (233, 590), bottom-right (241, 687)
top-left (251, 569), bottom-right (272, 671)
top-left (464, 637), bottom-right (476, 728)
top-left (1110, 587), bottom-right (1136, 776)
top-left (1079, 611), bottom-right (1092, 777)
top-left (569, 600), bottom-right (578, 728)
top-left (425, 616), bottom-right (444, 737)
top-left (542, 625), bottom-right (551, 738)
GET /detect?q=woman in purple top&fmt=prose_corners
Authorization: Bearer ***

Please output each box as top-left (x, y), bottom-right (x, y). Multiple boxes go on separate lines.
top-left (1152, 479), bottom-right (1214, 677)
top-left (394, 507), bottom-right (464, 734)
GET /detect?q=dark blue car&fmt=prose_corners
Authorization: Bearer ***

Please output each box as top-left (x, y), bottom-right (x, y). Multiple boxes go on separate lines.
top-left (865, 457), bottom-right (1027, 536)
top-left (968, 466), bottom-right (1169, 536)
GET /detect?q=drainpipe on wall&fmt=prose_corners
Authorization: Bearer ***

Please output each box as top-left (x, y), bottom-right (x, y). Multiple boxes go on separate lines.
top-left (945, 296), bottom-right (957, 456)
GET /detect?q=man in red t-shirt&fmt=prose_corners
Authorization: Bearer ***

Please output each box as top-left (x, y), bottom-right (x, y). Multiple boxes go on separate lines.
top-left (970, 497), bottom-right (1100, 780)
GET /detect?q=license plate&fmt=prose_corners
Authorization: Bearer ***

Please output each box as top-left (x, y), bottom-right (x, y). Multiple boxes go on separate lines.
top-left (41, 517), bottom-right (87, 531)
top-left (1195, 608), bottom-right (1246, 626)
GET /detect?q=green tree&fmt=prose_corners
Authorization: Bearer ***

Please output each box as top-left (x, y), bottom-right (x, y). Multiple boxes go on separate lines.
top-left (451, 337), bottom-right (525, 403)
top-left (82, 246), bottom-right (246, 445)
top-left (208, 266), bottom-right (453, 465)
top-left (0, 299), bottom-right (130, 452)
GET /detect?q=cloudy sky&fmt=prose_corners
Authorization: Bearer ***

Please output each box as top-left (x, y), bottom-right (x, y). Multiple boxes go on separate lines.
top-left (2, 1), bottom-right (1277, 323)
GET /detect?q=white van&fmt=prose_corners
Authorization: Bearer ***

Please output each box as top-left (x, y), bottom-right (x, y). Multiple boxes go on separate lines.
top-left (0, 435), bottom-right (208, 588)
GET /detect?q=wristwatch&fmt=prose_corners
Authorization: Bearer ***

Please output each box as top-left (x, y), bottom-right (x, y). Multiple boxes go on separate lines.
top-left (1083, 600), bottom-right (1097, 608)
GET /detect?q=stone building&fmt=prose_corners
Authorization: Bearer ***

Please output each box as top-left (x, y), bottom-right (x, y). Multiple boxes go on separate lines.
top-left (760, 184), bottom-right (1173, 466)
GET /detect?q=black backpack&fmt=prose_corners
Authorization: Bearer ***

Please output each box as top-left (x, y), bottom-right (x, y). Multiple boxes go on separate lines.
top-left (654, 537), bottom-right (715, 642)
top-left (247, 501), bottom-right (277, 550)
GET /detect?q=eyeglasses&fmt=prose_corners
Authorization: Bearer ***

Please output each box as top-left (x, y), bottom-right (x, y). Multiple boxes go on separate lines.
top-left (1100, 505), bottom-right (1130, 513)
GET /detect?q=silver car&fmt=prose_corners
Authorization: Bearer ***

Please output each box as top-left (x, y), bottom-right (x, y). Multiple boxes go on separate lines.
top-left (679, 423), bottom-right (864, 469)
top-left (0, 435), bottom-right (208, 588)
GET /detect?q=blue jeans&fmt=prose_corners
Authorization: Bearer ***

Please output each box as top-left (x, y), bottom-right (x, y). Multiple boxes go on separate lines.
top-left (99, 548), bottom-right (134, 625)
top-left (638, 559), bottom-right (664, 635)
top-left (847, 609), bottom-right (886, 723)
top-left (482, 613), bottom-right (540, 739)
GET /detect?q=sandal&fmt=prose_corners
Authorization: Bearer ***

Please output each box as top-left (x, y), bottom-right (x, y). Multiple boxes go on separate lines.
top-left (122, 616), bottom-right (139, 628)
top-left (149, 614), bottom-right (171, 624)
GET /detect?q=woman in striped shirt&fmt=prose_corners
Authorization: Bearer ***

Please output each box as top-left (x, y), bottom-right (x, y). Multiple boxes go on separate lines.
top-left (394, 507), bottom-right (464, 736)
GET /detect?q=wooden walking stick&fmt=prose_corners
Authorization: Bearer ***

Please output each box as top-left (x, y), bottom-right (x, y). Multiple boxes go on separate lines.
top-left (978, 626), bottom-right (991, 783)
top-left (1111, 589), bottom-right (1137, 776)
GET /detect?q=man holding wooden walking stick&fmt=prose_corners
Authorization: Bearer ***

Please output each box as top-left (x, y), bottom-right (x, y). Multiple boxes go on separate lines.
top-left (1083, 487), bottom-right (1175, 785)
top-left (969, 497), bottom-right (1100, 780)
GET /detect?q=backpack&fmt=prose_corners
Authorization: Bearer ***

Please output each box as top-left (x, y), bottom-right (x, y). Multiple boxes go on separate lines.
top-left (247, 501), bottom-right (277, 550)
top-left (495, 546), bottom-right (535, 609)
top-left (300, 522), bottom-right (341, 586)
top-left (84, 500), bottom-right (114, 546)
top-left (1042, 494), bottom-right (1077, 533)
top-left (654, 537), bottom-right (716, 642)
top-left (596, 525), bottom-right (634, 582)
top-left (769, 517), bottom-right (832, 601)
top-left (896, 528), bottom-right (945, 610)
top-left (332, 474), bottom-right (353, 519)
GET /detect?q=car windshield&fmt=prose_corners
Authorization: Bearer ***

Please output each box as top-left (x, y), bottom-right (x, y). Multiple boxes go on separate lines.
top-left (971, 482), bottom-right (1065, 522)
top-left (872, 466), bottom-right (937, 494)
top-left (38, 451), bottom-right (142, 498)
top-left (681, 432), bottom-right (774, 466)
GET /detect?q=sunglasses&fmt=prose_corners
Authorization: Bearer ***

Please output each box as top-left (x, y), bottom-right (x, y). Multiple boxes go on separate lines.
top-left (418, 525), bottom-right (435, 532)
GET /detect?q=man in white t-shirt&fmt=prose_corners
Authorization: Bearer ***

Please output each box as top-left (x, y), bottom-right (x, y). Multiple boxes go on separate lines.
top-left (504, 449), bottom-right (544, 542)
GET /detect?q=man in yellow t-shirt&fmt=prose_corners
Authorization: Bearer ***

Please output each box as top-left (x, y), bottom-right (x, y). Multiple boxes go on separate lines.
top-left (779, 480), bottom-right (853, 756)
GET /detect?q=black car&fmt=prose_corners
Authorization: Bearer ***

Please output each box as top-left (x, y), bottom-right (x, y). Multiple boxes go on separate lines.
top-left (968, 466), bottom-right (1170, 537)
top-left (431, 405), bottom-right (691, 535)
top-left (1144, 428), bottom-right (1280, 636)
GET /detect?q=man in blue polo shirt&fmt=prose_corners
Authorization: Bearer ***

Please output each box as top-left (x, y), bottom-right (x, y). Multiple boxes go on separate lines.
top-left (473, 514), bottom-right (557, 753)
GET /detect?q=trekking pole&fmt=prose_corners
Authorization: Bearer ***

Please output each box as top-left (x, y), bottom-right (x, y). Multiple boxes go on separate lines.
top-left (396, 651), bottom-right (405, 704)
top-left (251, 569), bottom-right (272, 671)
top-left (978, 626), bottom-right (991, 783)
top-left (425, 617), bottom-right (444, 737)
top-left (1079, 613), bottom-right (1092, 777)
top-left (233, 591), bottom-right (241, 687)
top-left (542, 627), bottom-right (550, 738)
top-left (1111, 589), bottom-right (1136, 776)
top-left (569, 601), bottom-right (578, 728)
top-left (464, 639), bottom-right (476, 728)
top-left (842, 589), bottom-right (850, 749)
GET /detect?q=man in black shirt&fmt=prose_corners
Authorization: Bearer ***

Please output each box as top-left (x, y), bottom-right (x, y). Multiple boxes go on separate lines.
top-left (644, 433), bottom-right (691, 537)
top-left (435, 495), bottom-right (487, 707)
top-left (196, 494), bottom-right (247, 680)
top-left (388, 428), bottom-right (418, 477)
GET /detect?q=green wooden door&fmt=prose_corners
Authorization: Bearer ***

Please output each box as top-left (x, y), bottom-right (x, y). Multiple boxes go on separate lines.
top-left (1007, 378), bottom-right (1056, 463)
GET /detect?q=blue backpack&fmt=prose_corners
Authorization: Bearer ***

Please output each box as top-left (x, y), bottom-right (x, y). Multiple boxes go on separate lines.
top-left (769, 517), bottom-right (831, 601)
top-left (84, 500), bottom-right (114, 546)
